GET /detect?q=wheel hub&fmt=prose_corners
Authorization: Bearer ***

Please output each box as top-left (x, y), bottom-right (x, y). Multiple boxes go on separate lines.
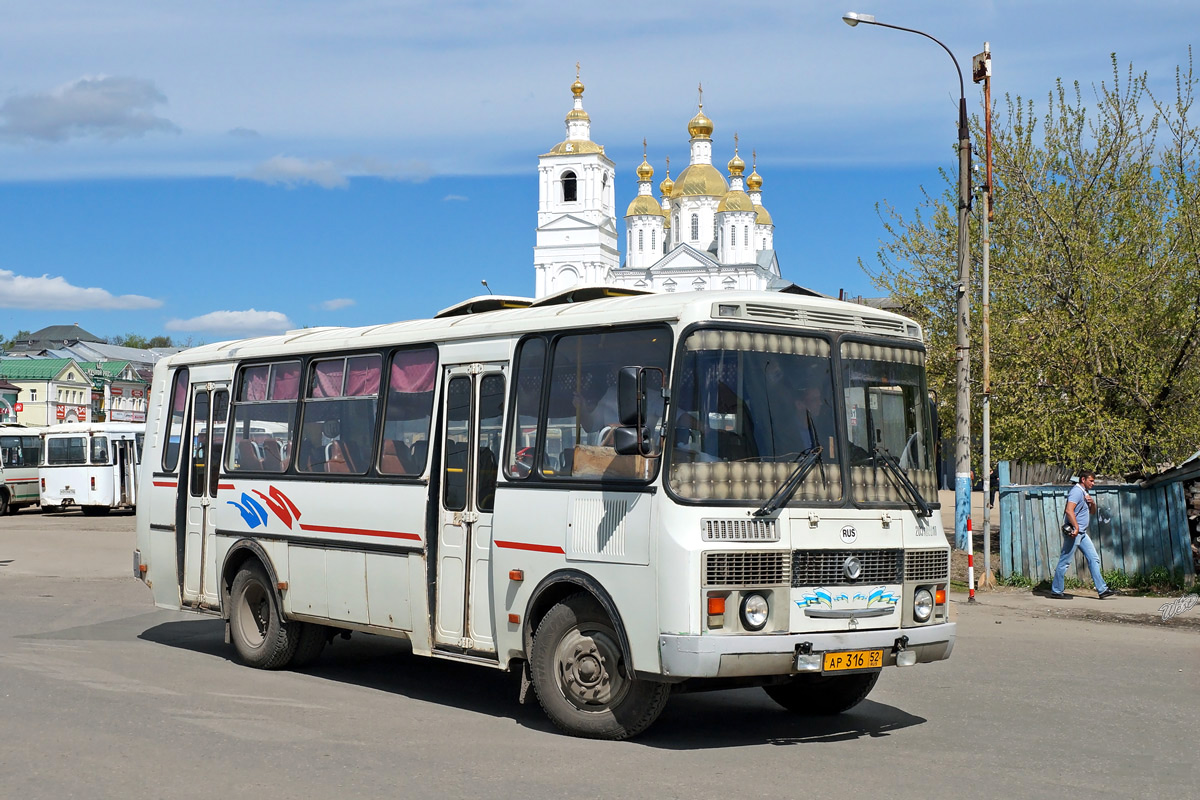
top-left (555, 626), bottom-right (628, 710)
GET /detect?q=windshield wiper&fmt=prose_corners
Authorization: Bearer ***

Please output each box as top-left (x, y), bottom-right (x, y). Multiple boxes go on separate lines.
top-left (754, 445), bottom-right (823, 517)
top-left (872, 445), bottom-right (933, 517)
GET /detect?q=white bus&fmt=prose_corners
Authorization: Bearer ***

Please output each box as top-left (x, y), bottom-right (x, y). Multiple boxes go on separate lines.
top-left (0, 423), bottom-right (44, 514)
top-left (42, 421), bottom-right (144, 514)
top-left (134, 288), bottom-right (954, 739)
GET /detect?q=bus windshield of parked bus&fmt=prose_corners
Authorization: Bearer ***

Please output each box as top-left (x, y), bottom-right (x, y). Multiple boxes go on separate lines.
top-left (668, 329), bottom-right (842, 503)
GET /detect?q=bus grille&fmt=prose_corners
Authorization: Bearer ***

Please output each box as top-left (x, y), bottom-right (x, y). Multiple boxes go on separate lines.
top-left (791, 549), bottom-right (903, 586)
top-left (904, 549), bottom-right (951, 582)
top-left (702, 518), bottom-right (780, 542)
top-left (704, 551), bottom-right (790, 587)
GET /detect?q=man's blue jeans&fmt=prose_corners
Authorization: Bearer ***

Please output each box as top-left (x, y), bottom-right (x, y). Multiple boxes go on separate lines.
top-left (1051, 529), bottom-right (1109, 595)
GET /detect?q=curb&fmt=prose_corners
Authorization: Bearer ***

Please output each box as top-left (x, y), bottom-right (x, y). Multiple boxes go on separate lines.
top-left (950, 592), bottom-right (1200, 633)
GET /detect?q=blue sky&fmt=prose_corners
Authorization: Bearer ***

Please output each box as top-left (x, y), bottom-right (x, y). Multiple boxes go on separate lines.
top-left (0, 1), bottom-right (1195, 342)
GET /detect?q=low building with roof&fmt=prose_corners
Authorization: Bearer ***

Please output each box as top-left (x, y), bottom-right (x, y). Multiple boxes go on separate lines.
top-left (0, 358), bottom-right (93, 425)
top-left (6, 324), bottom-right (105, 352)
top-left (77, 361), bottom-right (149, 422)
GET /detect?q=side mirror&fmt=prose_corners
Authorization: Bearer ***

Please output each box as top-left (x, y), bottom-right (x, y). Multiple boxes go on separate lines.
top-left (615, 366), bottom-right (665, 458)
top-left (617, 366), bottom-right (642, 427)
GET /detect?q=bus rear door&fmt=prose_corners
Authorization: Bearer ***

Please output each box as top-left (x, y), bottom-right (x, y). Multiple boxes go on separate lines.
top-left (180, 385), bottom-right (230, 608)
top-left (433, 364), bottom-right (505, 655)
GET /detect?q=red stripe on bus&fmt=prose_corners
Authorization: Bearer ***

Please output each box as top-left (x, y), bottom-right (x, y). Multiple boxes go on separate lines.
top-left (495, 540), bottom-right (566, 554)
top-left (6, 478), bottom-right (37, 484)
top-left (153, 481), bottom-right (177, 488)
top-left (218, 483), bottom-right (235, 490)
top-left (298, 523), bottom-right (421, 542)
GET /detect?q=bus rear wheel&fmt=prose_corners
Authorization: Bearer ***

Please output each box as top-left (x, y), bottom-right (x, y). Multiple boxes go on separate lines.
top-left (530, 592), bottom-right (670, 740)
top-left (229, 562), bottom-right (299, 669)
top-left (763, 670), bottom-right (880, 715)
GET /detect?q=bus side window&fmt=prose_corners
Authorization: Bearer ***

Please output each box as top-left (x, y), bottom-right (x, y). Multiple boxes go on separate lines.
top-left (379, 347), bottom-right (437, 477)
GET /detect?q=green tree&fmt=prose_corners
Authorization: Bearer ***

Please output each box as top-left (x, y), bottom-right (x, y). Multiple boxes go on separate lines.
top-left (107, 333), bottom-right (174, 349)
top-left (1, 329), bottom-right (32, 349)
top-left (867, 54), bottom-right (1200, 475)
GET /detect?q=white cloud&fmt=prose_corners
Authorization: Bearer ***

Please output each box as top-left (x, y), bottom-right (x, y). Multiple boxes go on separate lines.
top-left (244, 155), bottom-right (348, 189)
top-left (0, 269), bottom-right (162, 310)
top-left (0, 75), bottom-right (179, 143)
top-left (165, 309), bottom-right (294, 335)
top-left (443, 194), bottom-right (469, 202)
top-left (320, 298), bottom-right (355, 310)
top-left (243, 154), bottom-right (433, 189)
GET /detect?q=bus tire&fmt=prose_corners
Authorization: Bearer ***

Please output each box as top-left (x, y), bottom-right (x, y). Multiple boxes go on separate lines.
top-left (530, 592), bottom-right (670, 740)
top-left (763, 670), bottom-right (880, 715)
top-left (0, 492), bottom-right (9, 516)
top-left (81, 506), bottom-right (111, 516)
top-left (290, 623), bottom-right (328, 667)
top-left (229, 562), bottom-right (299, 669)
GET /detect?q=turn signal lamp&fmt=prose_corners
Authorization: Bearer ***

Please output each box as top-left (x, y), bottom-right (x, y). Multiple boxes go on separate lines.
top-left (706, 594), bottom-right (726, 629)
top-left (935, 587), bottom-right (947, 605)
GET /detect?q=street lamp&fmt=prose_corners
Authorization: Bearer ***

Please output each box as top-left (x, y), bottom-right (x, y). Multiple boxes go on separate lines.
top-left (843, 11), bottom-right (973, 551)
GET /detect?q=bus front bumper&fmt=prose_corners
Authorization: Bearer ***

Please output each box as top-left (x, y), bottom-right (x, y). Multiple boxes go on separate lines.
top-left (657, 622), bottom-right (956, 679)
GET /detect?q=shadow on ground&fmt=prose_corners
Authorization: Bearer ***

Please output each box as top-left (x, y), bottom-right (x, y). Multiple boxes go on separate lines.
top-left (137, 617), bottom-right (927, 748)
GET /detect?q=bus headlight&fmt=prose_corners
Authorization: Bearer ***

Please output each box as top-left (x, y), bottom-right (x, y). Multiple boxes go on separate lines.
top-left (913, 588), bottom-right (934, 622)
top-left (740, 593), bottom-right (769, 631)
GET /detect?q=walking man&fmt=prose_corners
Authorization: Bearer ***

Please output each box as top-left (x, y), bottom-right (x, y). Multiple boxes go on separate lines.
top-left (1050, 469), bottom-right (1115, 599)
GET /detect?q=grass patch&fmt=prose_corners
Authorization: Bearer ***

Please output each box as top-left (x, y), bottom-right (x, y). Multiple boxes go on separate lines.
top-left (999, 567), bottom-right (1195, 595)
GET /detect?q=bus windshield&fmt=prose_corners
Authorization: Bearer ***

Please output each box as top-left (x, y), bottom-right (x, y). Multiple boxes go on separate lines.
top-left (839, 341), bottom-right (937, 504)
top-left (668, 329), bottom-right (842, 503)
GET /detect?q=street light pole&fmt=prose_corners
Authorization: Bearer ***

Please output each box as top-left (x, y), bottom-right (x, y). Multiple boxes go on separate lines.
top-left (843, 12), bottom-right (973, 550)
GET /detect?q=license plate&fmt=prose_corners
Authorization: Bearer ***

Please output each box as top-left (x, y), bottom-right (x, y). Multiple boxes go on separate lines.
top-left (823, 649), bottom-right (883, 672)
top-left (62, 488), bottom-right (75, 495)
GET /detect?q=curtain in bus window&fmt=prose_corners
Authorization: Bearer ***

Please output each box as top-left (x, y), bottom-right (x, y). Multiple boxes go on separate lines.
top-left (268, 363), bottom-right (300, 400)
top-left (228, 361), bottom-right (300, 474)
top-left (298, 355), bottom-right (381, 475)
top-left (162, 368), bottom-right (189, 472)
top-left (543, 328), bottom-right (671, 480)
top-left (504, 338), bottom-right (544, 479)
top-left (379, 347), bottom-right (437, 476)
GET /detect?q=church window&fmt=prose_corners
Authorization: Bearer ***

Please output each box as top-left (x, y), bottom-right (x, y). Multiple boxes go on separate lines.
top-left (638, 229), bottom-right (644, 252)
top-left (744, 226), bottom-right (749, 247)
top-left (690, 214), bottom-right (699, 241)
top-left (713, 220), bottom-right (718, 241)
top-left (651, 230), bottom-right (656, 251)
top-left (562, 171), bottom-right (577, 202)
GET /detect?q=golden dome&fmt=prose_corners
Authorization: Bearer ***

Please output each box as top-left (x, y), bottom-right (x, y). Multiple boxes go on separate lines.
top-left (659, 158), bottom-right (674, 196)
top-left (746, 169), bottom-right (763, 191)
top-left (754, 204), bottom-right (773, 225)
top-left (571, 78), bottom-right (585, 97)
top-left (565, 107), bottom-right (590, 122)
top-left (669, 163), bottom-right (728, 199)
top-left (717, 190), bottom-right (754, 213)
top-left (635, 139), bottom-right (653, 181)
top-left (688, 107), bottom-right (713, 139)
top-left (625, 195), bottom-right (665, 218)
top-left (727, 152), bottom-right (745, 176)
top-left (541, 139), bottom-right (605, 157)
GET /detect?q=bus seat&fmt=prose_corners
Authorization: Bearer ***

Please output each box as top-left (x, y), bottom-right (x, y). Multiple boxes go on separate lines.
top-left (409, 439), bottom-right (428, 471)
top-left (326, 441), bottom-right (351, 473)
top-left (381, 439), bottom-right (406, 474)
top-left (261, 438), bottom-right (283, 471)
top-left (238, 440), bottom-right (262, 471)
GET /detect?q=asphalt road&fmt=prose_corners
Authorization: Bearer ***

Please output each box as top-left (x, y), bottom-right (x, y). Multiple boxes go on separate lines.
top-left (1, 509), bottom-right (1196, 799)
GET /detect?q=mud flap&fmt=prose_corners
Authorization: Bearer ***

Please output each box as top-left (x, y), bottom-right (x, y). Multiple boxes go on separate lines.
top-left (517, 660), bottom-right (534, 705)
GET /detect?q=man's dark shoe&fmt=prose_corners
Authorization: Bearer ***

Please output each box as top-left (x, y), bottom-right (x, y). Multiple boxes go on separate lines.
top-left (1049, 592), bottom-right (1072, 599)
top-left (1097, 589), bottom-right (1116, 599)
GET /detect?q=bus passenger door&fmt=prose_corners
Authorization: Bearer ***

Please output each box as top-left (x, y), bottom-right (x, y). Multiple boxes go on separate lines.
top-left (433, 364), bottom-right (505, 655)
top-left (181, 385), bottom-right (229, 608)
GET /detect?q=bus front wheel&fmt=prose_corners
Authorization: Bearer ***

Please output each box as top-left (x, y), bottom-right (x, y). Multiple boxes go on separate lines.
top-left (529, 592), bottom-right (670, 740)
top-left (229, 562), bottom-right (299, 669)
top-left (763, 670), bottom-right (880, 715)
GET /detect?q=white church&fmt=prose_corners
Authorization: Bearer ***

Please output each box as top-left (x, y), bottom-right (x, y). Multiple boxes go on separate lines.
top-left (533, 75), bottom-right (790, 298)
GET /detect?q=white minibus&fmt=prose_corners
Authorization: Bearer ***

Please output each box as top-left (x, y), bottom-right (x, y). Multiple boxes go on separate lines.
top-left (0, 423), bottom-right (44, 514)
top-left (135, 288), bottom-right (954, 739)
top-left (42, 422), bottom-right (144, 514)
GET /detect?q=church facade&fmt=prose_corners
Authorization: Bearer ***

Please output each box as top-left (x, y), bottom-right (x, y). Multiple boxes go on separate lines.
top-left (534, 76), bottom-right (787, 298)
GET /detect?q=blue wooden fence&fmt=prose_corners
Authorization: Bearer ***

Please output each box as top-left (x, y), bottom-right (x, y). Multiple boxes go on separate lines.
top-left (997, 461), bottom-right (1194, 582)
